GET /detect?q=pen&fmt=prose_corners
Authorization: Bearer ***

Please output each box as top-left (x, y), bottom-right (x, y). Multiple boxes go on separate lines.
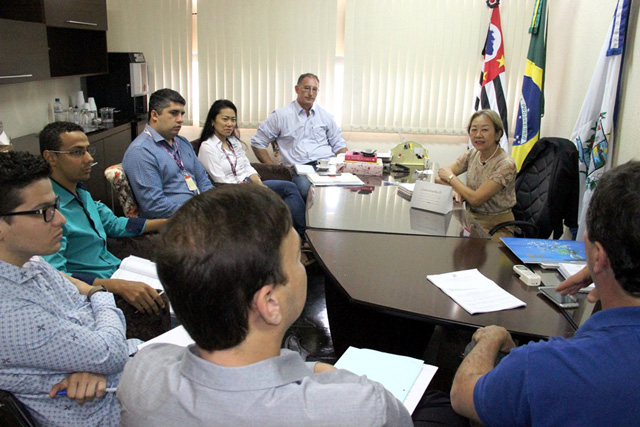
top-left (56, 387), bottom-right (117, 396)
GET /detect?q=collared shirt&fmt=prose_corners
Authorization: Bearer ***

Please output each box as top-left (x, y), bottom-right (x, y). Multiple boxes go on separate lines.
top-left (0, 258), bottom-right (137, 427)
top-left (119, 345), bottom-right (412, 426)
top-left (123, 125), bottom-right (214, 219)
top-left (474, 306), bottom-right (640, 426)
top-left (43, 180), bottom-right (146, 284)
top-left (251, 101), bottom-right (347, 167)
top-left (198, 135), bottom-right (258, 183)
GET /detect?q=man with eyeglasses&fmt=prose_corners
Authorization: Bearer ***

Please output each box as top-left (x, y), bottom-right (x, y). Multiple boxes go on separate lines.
top-left (40, 122), bottom-right (167, 316)
top-left (251, 73), bottom-right (348, 200)
top-left (0, 151), bottom-right (133, 426)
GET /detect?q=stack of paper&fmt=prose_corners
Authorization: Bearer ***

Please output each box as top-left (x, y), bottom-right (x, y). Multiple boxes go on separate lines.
top-left (335, 347), bottom-right (437, 413)
top-left (396, 183), bottom-right (414, 199)
top-left (306, 172), bottom-right (364, 186)
top-left (294, 164), bottom-right (316, 175)
top-left (427, 268), bottom-right (526, 314)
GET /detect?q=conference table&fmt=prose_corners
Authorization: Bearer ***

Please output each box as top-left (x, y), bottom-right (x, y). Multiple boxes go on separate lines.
top-left (304, 183), bottom-right (594, 357)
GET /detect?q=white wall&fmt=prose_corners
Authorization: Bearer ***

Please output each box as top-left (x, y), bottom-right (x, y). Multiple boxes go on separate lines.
top-left (0, 77), bottom-right (81, 138)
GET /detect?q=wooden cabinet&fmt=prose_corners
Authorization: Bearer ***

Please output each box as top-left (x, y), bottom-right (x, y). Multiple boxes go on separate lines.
top-left (43, 0), bottom-right (107, 31)
top-left (0, 0), bottom-right (107, 83)
top-left (0, 0), bottom-right (44, 23)
top-left (0, 19), bottom-right (50, 84)
top-left (47, 26), bottom-right (108, 77)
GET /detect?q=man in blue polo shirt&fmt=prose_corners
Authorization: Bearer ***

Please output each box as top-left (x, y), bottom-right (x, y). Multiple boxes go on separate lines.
top-left (40, 122), bottom-right (166, 315)
top-left (123, 88), bottom-right (214, 218)
top-left (450, 160), bottom-right (640, 425)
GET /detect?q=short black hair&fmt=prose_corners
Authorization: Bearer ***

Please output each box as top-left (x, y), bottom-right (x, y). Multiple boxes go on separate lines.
top-left (0, 151), bottom-right (52, 222)
top-left (39, 121), bottom-right (84, 154)
top-left (148, 88), bottom-right (186, 121)
top-left (156, 185), bottom-right (293, 351)
top-left (297, 73), bottom-right (319, 86)
top-left (587, 160), bottom-right (640, 294)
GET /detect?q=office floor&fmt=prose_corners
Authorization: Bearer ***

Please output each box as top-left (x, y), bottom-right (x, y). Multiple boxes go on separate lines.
top-left (284, 262), bottom-right (474, 393)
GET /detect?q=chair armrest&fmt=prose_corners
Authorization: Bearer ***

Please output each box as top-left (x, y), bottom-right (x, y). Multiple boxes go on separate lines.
top-left (251, 163), bottom-right (292, 181)
top-left (489, 220), bottom-right (539, 238)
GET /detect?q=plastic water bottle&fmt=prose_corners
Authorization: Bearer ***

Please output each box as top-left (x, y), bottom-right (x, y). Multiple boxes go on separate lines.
top-left (53, 98), bottom-right (66, 122)
top-left (0, 121), bottom-right (10, 146)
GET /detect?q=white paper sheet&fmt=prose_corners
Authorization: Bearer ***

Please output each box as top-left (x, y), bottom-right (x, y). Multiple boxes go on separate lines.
top-left (427, 268), bottom-right (526, 314)
top-left (137, 325), bottom-right (194, 350)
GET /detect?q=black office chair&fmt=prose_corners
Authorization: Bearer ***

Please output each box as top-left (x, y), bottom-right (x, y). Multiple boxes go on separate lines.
top-left (0, 390), bottom-right (36, 427)
top-left (490, 137), bottom-right (579, 239)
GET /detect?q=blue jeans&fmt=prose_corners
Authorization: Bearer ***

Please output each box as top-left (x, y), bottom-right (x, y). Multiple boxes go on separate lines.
top-left (263, 180), bottom-right (306, 237)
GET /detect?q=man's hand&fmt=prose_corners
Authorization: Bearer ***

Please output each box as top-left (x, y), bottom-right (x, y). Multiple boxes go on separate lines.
top-left (450, 325), bottom-right (516, 423)
top-left (61, 272), bottom-right (93, 295)
top-left (555, 266), bottom-right (594, 296)
top-left (314, 362), bottom-right (337, 374)
top-left (48, 372), bottom-right (107, 404)
top-left (472, 325), bottom-right (516, 354)
top-left (95, 278), bottom-right (165, 315)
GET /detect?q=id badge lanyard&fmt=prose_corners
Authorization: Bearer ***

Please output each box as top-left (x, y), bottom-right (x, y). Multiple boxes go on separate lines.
top-left (147, 129), bottom-right (200, 194)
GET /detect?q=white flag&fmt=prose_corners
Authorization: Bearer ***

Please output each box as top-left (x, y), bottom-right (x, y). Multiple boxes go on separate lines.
top-left (570, 0), bottom-right (630, 240)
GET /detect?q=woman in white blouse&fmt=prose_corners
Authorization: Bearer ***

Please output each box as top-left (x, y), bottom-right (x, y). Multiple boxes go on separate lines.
top-left (196, 100), bottom-right (306, 237)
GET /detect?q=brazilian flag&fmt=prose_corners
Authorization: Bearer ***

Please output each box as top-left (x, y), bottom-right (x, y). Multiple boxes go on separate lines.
top-left (512, 0), bottom-right (547, 172)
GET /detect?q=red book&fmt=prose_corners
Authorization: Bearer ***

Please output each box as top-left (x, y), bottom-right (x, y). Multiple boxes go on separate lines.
top-left (345, 151), bottom-right (378, 163)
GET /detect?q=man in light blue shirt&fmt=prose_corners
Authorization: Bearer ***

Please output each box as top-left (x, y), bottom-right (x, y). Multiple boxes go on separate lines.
top-left (0, 151), bottom-right (135, 427)
top-left (123, 89), bottom-right (214, 218)
top-left (251, 73), bottom-right (348, 200)
top-left (40, 122), bottom-right (166, 315)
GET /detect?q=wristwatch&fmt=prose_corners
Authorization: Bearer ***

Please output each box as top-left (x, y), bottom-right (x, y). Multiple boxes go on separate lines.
top-left (448, 174), bottom-right (455, 183)
top-left (87, 285), bottom-right (108, 301)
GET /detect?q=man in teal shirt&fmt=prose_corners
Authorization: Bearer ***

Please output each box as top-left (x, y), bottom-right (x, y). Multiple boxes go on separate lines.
top-left (40, 122), bottom-right (166, 315)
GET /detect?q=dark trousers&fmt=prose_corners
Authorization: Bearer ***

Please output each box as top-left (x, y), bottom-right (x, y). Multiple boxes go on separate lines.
top-left (412, 391), bottom-right (469, 426)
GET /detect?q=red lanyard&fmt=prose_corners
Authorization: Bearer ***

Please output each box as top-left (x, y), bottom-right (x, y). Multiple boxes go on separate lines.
top-left (221, 140), bottom-right (238, 178)
top-left (146, 129), bottom-right (186, 172)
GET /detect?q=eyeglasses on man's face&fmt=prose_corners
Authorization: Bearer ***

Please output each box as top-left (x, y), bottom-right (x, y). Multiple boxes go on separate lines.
top-left (48, 145), bottom-right (96, 158)
top-left (0, 196), bottom-right (60, 223)
top-left (299, 86), bottom-right (320, 94)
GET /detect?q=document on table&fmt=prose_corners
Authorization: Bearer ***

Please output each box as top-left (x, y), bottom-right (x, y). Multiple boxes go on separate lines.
top-left (335, 347), bottom-right (437, 414)
top-left (426, 268), bottom-right (526, 314)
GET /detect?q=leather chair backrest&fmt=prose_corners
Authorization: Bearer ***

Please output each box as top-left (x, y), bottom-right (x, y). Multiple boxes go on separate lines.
top-left (514, 137), bottom-right (579, 239)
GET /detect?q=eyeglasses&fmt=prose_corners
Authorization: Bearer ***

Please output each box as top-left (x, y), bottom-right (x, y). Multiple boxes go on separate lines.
top-left (0, 197), bottom-right (60, 223)
top-left (299, 86), bottom-right (320, 94)
top-left (48, 146), bottom-right (96, 158)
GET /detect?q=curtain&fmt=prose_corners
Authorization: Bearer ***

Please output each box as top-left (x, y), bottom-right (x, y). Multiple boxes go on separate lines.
top-left (342, 0), bottom-right (533, 136)
top-left (106, 0), bottom-right (193, 123)
top-left (197, 0), bottom-right (338, 127)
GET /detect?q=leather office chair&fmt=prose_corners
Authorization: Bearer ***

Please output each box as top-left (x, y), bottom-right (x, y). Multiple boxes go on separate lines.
top-left (490, 137), bottom-right (579, 239)
top-left (104, 163), bottom-right (140, 218)
top-left (0, 390), bottom-right (36, 427)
